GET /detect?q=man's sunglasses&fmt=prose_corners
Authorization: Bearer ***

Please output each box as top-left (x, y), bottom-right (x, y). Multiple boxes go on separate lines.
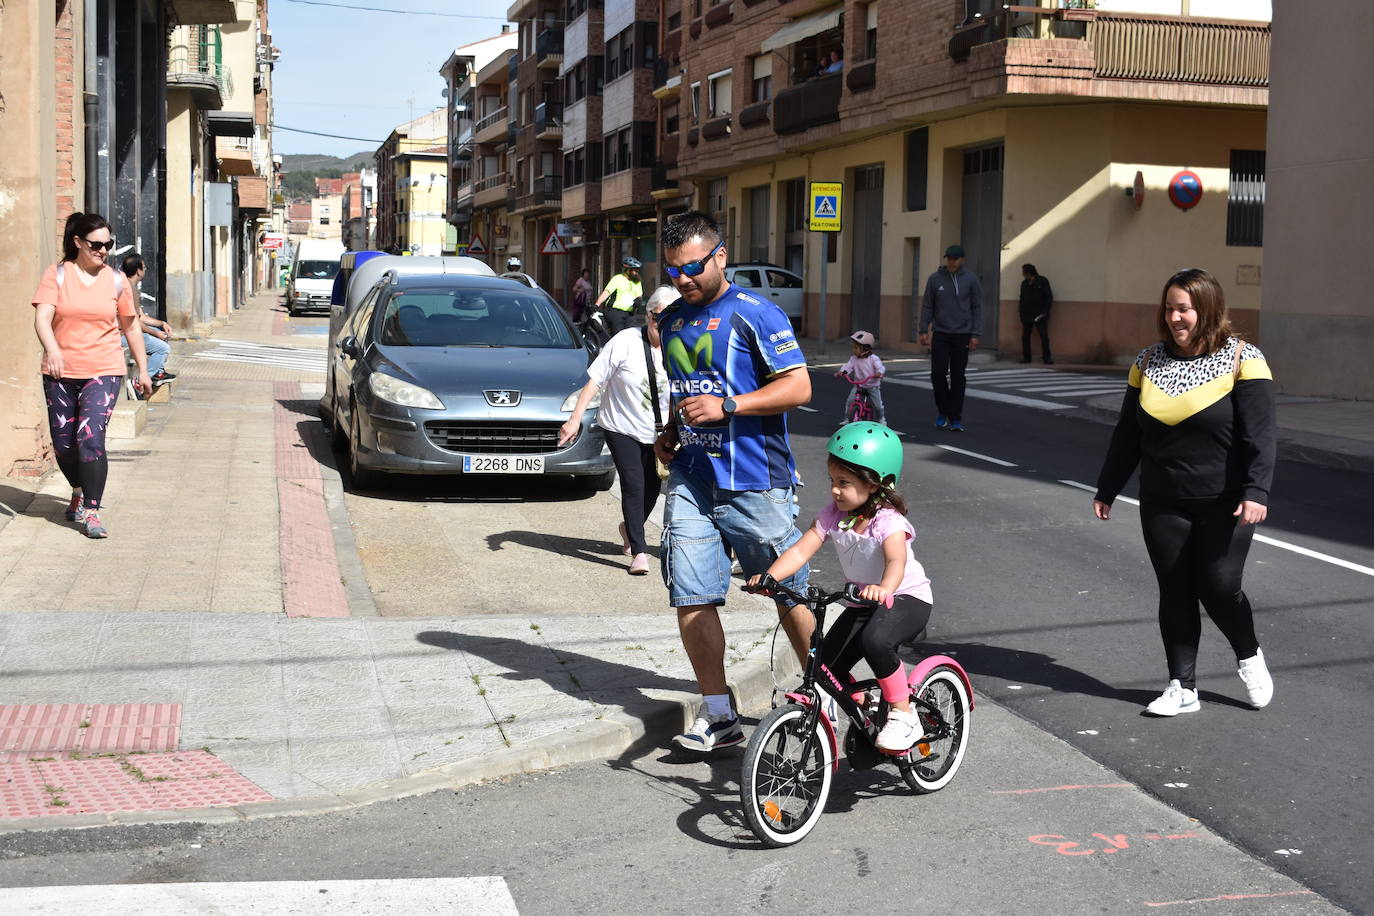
top-left (665, 241), bottom-right (723, 279)
top-left (82, 238), bottom-right (114, 252)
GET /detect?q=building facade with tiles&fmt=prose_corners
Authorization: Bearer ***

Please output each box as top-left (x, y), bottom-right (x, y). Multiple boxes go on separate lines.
top-left (657, 0), bottom-right (1272, 363)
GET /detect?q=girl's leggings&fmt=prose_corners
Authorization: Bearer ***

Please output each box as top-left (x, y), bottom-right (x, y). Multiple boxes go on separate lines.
top-left (43, 375), bottom-right (122, 510)
top-left (820, 594), bottom-right (932, 693)
top-left (1140, 497), bottom-right (1261, 689)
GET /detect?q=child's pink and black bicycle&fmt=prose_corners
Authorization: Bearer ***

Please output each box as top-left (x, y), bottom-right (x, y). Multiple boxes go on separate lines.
top-left (839, 371), bottom-right (880, 424)
top-left (740, 576), bottom-right (973, 847)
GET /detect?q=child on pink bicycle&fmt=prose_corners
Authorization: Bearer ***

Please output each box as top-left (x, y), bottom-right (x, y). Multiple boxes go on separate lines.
top-left (836, 330), bottom-right (885, 424)
top-left (749, 422), bottom-right (933, 752)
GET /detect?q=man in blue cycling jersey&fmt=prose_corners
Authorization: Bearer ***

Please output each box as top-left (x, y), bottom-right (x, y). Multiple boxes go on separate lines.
top-left (652, 210), bottom-right (814, 753)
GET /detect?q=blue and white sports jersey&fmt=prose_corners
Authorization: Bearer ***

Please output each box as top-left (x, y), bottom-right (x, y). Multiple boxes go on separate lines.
top-left (657, 284), bottom-right (806, 490)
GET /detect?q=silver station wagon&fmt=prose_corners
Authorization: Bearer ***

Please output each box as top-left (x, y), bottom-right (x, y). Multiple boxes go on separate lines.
top-left (328, 271), bottom-right (615, 489)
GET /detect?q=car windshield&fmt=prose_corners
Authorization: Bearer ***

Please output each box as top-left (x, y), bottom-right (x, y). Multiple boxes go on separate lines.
top-left (297, 260), bottom-right (340, 280)
top-left (378, 287), bottom-right (578, 348)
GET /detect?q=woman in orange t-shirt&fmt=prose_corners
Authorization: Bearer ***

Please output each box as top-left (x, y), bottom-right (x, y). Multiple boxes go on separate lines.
top-left (32, 212), bottom-right (151, 539)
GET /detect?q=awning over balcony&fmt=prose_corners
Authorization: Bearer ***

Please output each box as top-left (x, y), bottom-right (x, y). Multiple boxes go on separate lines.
top-left (206, 111), bottom-right (254, 137)
top-left (761, 5), bottom-right (843, 54)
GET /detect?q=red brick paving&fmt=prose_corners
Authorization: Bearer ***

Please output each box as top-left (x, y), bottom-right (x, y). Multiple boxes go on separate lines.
top-left (0, 704), bottom-right (180, 763)
top-left (273, 381), bottom-right (349, 617)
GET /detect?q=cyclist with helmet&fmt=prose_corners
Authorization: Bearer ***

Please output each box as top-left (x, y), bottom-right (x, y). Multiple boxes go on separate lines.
top-left (837, 329), bottom-right (885, 424)
top-left (499, 256), bottom-right (538, 290)
top-left (595, 255), bottom-right (643, 335)
top-left (748, 422), bottom-right (934, 752)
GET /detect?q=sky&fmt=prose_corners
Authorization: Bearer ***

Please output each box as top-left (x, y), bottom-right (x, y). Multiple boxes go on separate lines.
top-left (269, 0), bottom-right (511, 159)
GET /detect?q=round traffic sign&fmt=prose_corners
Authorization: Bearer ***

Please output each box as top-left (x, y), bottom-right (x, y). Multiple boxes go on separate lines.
top-left (1168, 170), bottom-right (1203, 210)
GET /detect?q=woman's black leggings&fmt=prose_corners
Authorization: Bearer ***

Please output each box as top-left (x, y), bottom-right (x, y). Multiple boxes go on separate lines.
top-left (821, 595), bottom-right (933, 683)
top-left (603, 428), bottom-right (661, 555)
top-left (1140, 498), bottom-right (1261, 689)
top-left (43, 375), bottom-right (122, 510)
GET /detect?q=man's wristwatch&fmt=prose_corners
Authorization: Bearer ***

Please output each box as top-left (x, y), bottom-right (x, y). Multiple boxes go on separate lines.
top-left (721, 396), bottom-right (738, 417)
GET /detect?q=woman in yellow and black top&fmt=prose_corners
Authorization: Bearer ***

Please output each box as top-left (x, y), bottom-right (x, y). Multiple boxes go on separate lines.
top-left (1093, 268), bottom-right (1276, 717)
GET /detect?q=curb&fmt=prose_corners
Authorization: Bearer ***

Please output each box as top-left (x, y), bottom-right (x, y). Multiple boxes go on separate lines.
top-left (0, 625), bottom-right (798, 835)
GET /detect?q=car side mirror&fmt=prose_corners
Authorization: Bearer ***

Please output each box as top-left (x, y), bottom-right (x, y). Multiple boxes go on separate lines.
top-left (340, 335), bottom-right (360, 358)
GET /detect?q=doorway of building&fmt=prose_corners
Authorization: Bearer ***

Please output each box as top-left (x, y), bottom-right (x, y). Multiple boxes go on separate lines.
top-left (849, 164), bottom-right (884, 335)
top-left (960, 143), bottom-right (1003, 347)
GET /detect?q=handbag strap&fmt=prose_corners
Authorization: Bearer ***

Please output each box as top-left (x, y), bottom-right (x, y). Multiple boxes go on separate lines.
top-left (642, 326), bottom-right (664, 432)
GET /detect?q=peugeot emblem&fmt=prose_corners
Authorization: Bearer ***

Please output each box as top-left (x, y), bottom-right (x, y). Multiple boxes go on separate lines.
top-left (484, 389), bottom-right (522, 407)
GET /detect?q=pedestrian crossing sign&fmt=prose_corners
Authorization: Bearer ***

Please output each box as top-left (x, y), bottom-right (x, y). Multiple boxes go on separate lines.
top-left (809, 181), bottom-right (842, 231)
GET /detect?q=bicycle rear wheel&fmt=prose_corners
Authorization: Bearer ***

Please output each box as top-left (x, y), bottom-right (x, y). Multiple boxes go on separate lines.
top-left (898, 666), bottom-right (971, 794)
top-left (740, 704), bottom-right (835, 847)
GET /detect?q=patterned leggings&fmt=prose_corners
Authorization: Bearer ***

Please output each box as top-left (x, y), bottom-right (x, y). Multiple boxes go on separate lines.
top-left (43, 375), bottom-right (122, 510)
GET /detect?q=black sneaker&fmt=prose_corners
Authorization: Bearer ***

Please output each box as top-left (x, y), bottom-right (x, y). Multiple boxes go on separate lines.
top-left (151, 369), bottom-right (177, 384)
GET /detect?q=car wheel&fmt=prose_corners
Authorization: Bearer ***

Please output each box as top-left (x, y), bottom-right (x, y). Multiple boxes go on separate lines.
top-left (328, 394), bottom-right (345, 449)
top-left (349, 408), bottom-right (379, 489)
top-left (579, 469), bottom-right (616, 492)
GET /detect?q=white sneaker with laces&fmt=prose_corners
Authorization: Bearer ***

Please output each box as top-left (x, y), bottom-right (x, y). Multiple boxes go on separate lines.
top-left (1145, 679), bottom-right (1200, 716)
top-left (820, 693), bottom-right (839, 727)
top-left (876, 706), bottom-right (923, 752)
top-left (673, 713), bottom-right (744, 753)
top-left (1238, 649), bottom-right (1273, 709)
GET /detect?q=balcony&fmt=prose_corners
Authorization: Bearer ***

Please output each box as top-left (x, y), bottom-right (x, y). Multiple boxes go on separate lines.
top-left (474, 105), bottom-right (508, 144)
top-left (702, 115), bottom-right (731, 141)
top-left (514, 175), bottom-right (562, 214)
top-left (168, 0), bottom-right (238, 24)
top-left (704, 1), bottom-right (732, 29)
top-left (739, 101), bottom-right (770, 129)
top-left (167, 25), bottom-right (231, 109)
top-left (953, 8), bottom-right (1269, 92)
top-left (661, 134), bottom-right (680, 167)
top-left (473, 172), bottom-right (510, 209)
top-left (650, 164), bottom-right (682, 202)
top-left (215, 136), bottom-right (256, 176)
top-left (535, 102), bottom-right (563, 141)
top-left (537, 29), bottom-right (564, 69)
top-left (772, 73), bottom-right (841, 136)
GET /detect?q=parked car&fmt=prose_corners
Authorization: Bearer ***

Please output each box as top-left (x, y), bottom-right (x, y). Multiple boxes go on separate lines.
top-left (724, 263), bottom-right (804, 323)
top-left (321, 255), bottom-right (497, 424)
top-left (328, 271), bottom-right (615, 490)
top-left (286, 238), bottom-right (346, 316)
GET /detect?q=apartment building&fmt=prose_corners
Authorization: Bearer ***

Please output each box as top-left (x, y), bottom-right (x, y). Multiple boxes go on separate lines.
top-left (374, 108), bottom-right (450, 256)
top-left (440, 29), bottom-right (519, 263)
top-left (661, 0), bottom-right (1271, 362)
top-left (341, 169), bottom-right (378, 251)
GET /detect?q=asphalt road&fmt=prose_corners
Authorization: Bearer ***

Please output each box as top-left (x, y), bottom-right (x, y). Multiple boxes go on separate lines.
top-left (793, 360), bottom-right (1374, 914)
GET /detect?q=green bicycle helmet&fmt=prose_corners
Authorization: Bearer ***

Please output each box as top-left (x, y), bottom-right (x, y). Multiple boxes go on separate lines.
top-left (827, 422), bottom-right (904, 486)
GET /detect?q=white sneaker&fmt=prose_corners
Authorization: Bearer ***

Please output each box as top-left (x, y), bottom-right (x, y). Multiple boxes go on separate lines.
top-left (1238, 649), bottom-right (1273, 709)
top-left (1145, 679), bottom-right (1200, 717)
top-left (820, 693), bottom-right (839, 726)
top-left (876, 706), bottom-right (923, 752)
top-left (672, 713), bottom-right (744, 752)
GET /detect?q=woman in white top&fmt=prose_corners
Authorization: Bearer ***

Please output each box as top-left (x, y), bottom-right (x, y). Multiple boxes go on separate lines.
top-left (560, 286), bottom-right (676, 574)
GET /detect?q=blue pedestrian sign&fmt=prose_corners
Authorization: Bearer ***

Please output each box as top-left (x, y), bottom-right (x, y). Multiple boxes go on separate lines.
top-left (809, 181), bottom-right (843, 232)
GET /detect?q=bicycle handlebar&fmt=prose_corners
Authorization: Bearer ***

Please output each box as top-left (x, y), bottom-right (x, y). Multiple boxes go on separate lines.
top-left (744, 575), bottom-right (878, 609)
top-left (838, 371), bottom-right (880, 386)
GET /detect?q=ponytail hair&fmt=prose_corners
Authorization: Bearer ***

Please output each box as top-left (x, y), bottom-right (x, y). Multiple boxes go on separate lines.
top-left (61, 212), bottom-right (111, 263)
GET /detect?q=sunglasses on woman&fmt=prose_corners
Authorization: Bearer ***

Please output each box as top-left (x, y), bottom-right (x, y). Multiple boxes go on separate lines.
top-left (82, 238), bottom-right (114, 252)
top-left (664, 241), bottom-right (723, 279)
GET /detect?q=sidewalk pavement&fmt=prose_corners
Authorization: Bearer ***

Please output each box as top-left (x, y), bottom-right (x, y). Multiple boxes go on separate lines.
top-left (0, 298), bottom-right (1369, 833)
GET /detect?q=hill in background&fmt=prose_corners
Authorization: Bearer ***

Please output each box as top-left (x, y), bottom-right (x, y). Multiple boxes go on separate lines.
top-left (280, 151), bottom-right (374, 201)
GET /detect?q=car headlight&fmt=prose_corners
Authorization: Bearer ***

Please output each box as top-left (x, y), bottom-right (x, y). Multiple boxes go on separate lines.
top-left (561, 389), bottom-right (602, 412)
top-left (369, 372), bottom-right (444, 409)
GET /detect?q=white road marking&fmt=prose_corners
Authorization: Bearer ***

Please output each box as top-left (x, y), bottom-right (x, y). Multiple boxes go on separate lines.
top-left (936, 444), bottom-right (1018, 468)
top-left (192, 340), bottom-right (329, 373)
top-left (882, 375), bottom-right (1073, 410)
top-left (796, 405), bottom-right (819, 412)
top-left (2, 877), bottom-right (520, 915)
top-left (1060, 479), bottom-right (1374, 577)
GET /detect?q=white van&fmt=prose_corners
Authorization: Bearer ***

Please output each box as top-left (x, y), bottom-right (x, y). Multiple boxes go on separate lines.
top-left (287, 239), bottom-right (346, 316)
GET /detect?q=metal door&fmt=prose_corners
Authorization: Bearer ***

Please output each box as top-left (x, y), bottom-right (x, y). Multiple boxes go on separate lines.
top-left (849, 164), bottom-right (884, 334)
top-left (960, 143), bottom-right (1004, 346)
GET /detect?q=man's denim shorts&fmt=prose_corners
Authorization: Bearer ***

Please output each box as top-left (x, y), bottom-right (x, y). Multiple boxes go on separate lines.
top-left (660, 468), bottom-right (809, 607)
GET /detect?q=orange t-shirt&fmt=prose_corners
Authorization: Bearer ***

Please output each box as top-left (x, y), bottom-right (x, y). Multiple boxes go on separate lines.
top-left (31, 263), bottom-right (136, 378)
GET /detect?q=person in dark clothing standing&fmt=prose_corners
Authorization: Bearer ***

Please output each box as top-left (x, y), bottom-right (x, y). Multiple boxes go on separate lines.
top-left (1019, 263), bottom-right (1054, 364)
top-left (918, 244), bottom-right (982, 432)
top-left (1092, 268), bottom-right (1276, 718)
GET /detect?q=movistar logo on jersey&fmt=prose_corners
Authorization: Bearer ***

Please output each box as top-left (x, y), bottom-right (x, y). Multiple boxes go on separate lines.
top-left (665, 332), bottom-right (713, 376)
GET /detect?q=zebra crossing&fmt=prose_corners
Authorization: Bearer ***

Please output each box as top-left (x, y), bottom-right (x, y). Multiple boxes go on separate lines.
top-left (3, 877), bottom-right (520, 914)
top-left (886, 365), bottom-right (1126, 411)
top-left (191, 339), bottom-right (328, 373)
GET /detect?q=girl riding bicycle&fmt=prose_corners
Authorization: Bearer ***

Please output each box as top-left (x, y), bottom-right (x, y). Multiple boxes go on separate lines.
top-left (749, 422), bottom-right (932, 752)
top-left (836, 330), bottom-right (885, 424)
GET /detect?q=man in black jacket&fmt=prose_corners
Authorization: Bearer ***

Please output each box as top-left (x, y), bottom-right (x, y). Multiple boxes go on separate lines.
top-left (1019, 263), bottom-right (1054, 364)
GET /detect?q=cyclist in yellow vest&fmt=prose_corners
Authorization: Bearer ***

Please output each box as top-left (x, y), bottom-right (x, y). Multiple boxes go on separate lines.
top-left (596, 256), bottom-right (643, 335)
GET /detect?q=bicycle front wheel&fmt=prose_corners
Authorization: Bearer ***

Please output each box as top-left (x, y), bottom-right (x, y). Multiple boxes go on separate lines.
top-left (740, 704), bottom-right (835, 847)
top-left (898, 666), bottom-right (971, 794)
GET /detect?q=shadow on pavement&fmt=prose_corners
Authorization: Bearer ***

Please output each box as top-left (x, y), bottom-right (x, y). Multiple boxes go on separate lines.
top-left (484, 529), bottom-right (626, 570)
